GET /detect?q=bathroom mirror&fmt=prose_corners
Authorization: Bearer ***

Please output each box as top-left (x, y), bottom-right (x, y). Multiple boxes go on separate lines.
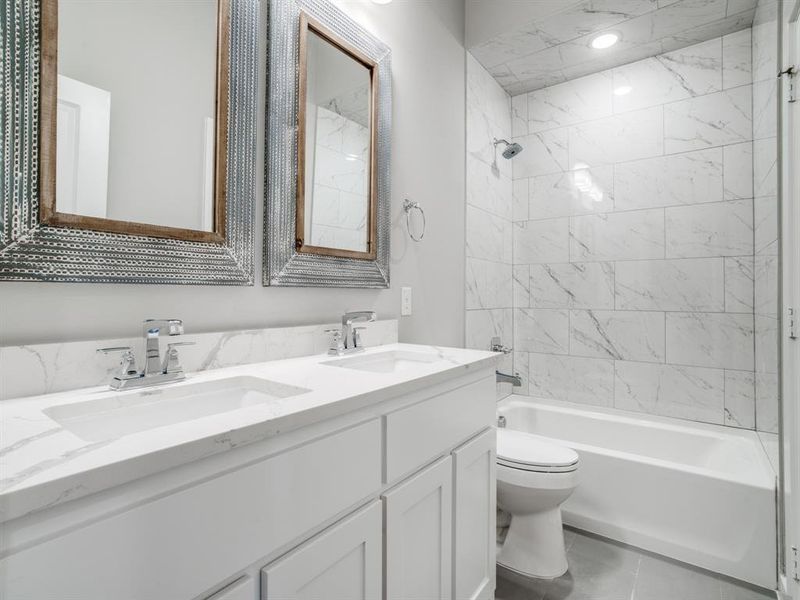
top-left (297, 16), bottom-right (377, 259)
top-left (264, 0), bottom-right (391, 288)
top-left (44, 0), bottom-right (228, 241)
top-left (0, 0), bottom-right (258, 284)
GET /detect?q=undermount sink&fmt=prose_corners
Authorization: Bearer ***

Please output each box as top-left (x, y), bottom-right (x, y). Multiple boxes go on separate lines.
top-left (43, 376), bottom-right (311, 442)
top-left (322, 350), bottom-right (442, 373)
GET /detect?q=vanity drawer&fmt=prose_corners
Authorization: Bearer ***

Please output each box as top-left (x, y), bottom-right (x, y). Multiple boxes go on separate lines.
top-left (0, 419), bottom-right (382, 600)
top-left (384, 375), bottom-right (495, 483)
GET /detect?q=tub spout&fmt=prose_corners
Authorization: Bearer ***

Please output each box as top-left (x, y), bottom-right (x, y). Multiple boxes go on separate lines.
top-left (496, 371), bottom-right (522, 386)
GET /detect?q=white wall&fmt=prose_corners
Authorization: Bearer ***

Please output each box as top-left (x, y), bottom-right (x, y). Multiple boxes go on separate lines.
top-left (0, 0), bottom-right (466, 348)
top-left (58, 0), bottom-right (217, 231)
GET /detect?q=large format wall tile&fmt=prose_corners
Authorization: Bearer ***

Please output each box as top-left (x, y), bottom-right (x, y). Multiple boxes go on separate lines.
top-left (571, 209), bottom-right (665, 261)
top-left (666, 312), bottom-right (754, 370)
top-left (570, 310), bottom-right (666, 363)
top-left (513, 129), bottom-right (569, 179)
top-left (466, 257), bottom-right (512, 310)
top-left (724, 257), bottom-right (755, 313)
top-left (513, 264), bottom-right (531, 308)
top-left (569, 106), bottom-right (664, 166)
top-left (531, 262), bottom-right (615, 310)
top-left (466, 308), bottom-right (512, 351)
top-left (529, 166), bottom-right (614, 218)
top-left (664, 86), bottom-right (752, 153)
top-left (466, 205), bottom-right (512, 263)
top-left (756, 372), bottom-right (779, 433)
top-left (753, 137), bottom-right (778, 198)
top-left (612, 38), bottom-right (722, 114)
top-left (722, 142), bottom-right (753, 200)
top-left (530, 353), bottom-right (615, 407)
top-left (722, 29), bottom-right (752, 89)
top-left (665, 199), bottom-right (753, 258)
top-left (514, 218), bottom-right (570, 264)
top-left (514, 308), bottom-right (569, 355)
top-left (615, 258), bottom-right (725, 311)
top-left (615, 361), bottom-right (725, 424)
top-left (724, 369), bottom-right (756, 429)
top-left (466, 155), bottom-right (513, 220)
top-left (614, 148), bottom-right (723, 210)
top-left (527, 72), bottom-right (613, 133)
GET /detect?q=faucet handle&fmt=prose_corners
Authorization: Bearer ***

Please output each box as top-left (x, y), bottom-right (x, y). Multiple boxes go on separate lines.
top-left (490, 336), bottom-right (512, 354)
top-left (97, 347), bottom-right (139, 377)
top-left (162, 342), bottom-right (195, 374)
top-left (325, 328), bottom-right (345, 355)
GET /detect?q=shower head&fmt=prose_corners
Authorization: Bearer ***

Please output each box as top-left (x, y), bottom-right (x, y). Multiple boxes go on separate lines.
top-left (494, 138), bottom-right (523, 159)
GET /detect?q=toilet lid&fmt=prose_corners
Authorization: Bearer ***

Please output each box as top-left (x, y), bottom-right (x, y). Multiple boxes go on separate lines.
top-left (497, 429), bottom-right (579, 473)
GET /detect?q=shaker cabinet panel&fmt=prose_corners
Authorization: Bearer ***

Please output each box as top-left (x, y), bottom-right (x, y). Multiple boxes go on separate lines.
top-left (383, 456), bottom-right (453, 600)
top-left (384, 376), bottom-right (495, 484)
top-left (205, 576), bottom-right (258, 600)
top-left (453, 429), bottom-right (496, 600)
top-left (261, 501), bottom-right (382, 600)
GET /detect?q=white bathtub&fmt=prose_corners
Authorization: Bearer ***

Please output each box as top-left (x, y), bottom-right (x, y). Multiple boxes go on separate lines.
top-left (497, 396), bottom-right (777, 589)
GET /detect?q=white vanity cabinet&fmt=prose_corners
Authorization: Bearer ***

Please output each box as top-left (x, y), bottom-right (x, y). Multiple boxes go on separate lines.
top-left (0, 368), bottom-right (496, 600)
top-left (261, 501), bottom-right (383, 600)
top-left (384, 457), bottom-right (454, 600)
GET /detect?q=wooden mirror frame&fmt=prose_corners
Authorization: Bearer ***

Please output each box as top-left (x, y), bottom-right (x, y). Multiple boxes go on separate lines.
top-left (38, 0), bottom-right (231, 243)
top-left (295, 12), bottom-right (378, 261)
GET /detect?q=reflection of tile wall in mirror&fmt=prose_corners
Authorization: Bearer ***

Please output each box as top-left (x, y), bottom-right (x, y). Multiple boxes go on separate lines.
top-left (303, 28), bottom-right (372, 254)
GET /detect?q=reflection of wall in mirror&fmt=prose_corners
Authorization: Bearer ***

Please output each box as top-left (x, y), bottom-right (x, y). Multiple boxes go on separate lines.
top-left (57, 0), bottom-right (217, 232)
top-left (56, 75), bottom-right (111, 219)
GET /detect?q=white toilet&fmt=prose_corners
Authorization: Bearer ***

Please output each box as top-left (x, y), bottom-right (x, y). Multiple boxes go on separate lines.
top-left (496, 428), bottom-right (580, 579)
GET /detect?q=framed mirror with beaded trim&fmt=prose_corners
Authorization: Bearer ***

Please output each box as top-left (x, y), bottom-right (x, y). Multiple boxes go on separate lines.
top-left (264, 0), bottom-right (392, 288)
top-left (0, 0), bottom-right (258, 284)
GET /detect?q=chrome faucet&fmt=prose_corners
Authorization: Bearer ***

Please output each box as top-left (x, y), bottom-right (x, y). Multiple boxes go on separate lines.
top-left (328, 311), bottom-right (376, 355)
top-left (98, 319), bottom-right (194, 390)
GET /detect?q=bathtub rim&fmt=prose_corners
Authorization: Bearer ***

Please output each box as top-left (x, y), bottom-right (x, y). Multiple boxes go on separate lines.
top-left (497, 395), bottom-right (776, 490)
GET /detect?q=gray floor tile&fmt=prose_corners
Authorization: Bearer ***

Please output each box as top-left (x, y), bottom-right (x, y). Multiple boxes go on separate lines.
top-left (719, 579), bottom-right (776, 600)
top-left (632, 555), bottom-right (721, 600)
top-left (497, 528), bottom-right (777, 600)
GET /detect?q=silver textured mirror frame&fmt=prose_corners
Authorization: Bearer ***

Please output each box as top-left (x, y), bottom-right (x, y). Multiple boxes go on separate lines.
top-left (264, 0), bottom-right (391, 288)
top-left (0, 0), bottom-right (258, 285)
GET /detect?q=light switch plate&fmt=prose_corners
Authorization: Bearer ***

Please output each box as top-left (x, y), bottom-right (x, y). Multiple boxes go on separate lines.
top-left (401, 287), bottom-right (412, 316)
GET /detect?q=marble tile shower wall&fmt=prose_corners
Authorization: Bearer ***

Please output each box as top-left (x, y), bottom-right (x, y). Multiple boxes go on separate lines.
top-left (751, 0), bottom-right (779, 433)
top-left (464, 54), bottom-right (515, 398)
top-left (508, 31), bottom-right (776, 431)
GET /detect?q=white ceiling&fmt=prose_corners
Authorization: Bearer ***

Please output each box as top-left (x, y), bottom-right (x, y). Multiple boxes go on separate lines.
top-left (467, 0), bottom-right (757, 96)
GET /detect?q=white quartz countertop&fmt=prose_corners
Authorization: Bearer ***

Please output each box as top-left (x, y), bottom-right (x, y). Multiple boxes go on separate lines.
top-left (0, 343), bottom-right (498, 524)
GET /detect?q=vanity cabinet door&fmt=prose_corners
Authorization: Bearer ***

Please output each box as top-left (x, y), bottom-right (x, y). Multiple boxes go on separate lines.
top-left (205, 576), bottom-right (258, 600)
top-left (453, 429), bottom-right (496, 600)
top-left (260, 501), bottom-right (382, 600)
top-left (383, 456), bottom-right (453, 600)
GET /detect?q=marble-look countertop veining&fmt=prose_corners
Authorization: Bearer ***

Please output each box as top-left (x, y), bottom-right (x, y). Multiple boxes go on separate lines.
top-left (0, 343), bottom-right (498, 524)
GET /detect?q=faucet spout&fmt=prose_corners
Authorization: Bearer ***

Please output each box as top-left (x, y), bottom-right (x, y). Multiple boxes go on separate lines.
top-left (340, 311), bottom-right (377, 350)
top-left (142, 319), bottom-right (184, 376)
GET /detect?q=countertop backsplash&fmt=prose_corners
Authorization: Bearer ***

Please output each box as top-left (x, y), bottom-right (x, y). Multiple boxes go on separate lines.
top-left (0, 319), bottom-right (398, 401)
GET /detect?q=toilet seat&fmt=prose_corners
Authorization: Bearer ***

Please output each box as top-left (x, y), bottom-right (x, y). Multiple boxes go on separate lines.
top-left (497, 429), bottom-right (579, 473)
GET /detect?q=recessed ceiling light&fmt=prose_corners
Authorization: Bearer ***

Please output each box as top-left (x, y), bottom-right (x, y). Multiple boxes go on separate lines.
top-left (371, 0), bottom-right (392, 4)
top-left (614, 85), bottom-right (633, 96)
top-left (591, 33), bottom-right (619, 49)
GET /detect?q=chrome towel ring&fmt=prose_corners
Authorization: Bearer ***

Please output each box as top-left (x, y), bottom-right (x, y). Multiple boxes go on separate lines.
top-left (403, 199), bottom-right (426, 242)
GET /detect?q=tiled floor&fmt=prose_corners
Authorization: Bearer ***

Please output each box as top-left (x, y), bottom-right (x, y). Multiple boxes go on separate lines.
top-left (496, 528), bottom-right (776, 600)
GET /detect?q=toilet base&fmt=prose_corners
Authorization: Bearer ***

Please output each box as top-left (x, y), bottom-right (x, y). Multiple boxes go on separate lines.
top-left (497, 507), bottom-right (568, 579)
